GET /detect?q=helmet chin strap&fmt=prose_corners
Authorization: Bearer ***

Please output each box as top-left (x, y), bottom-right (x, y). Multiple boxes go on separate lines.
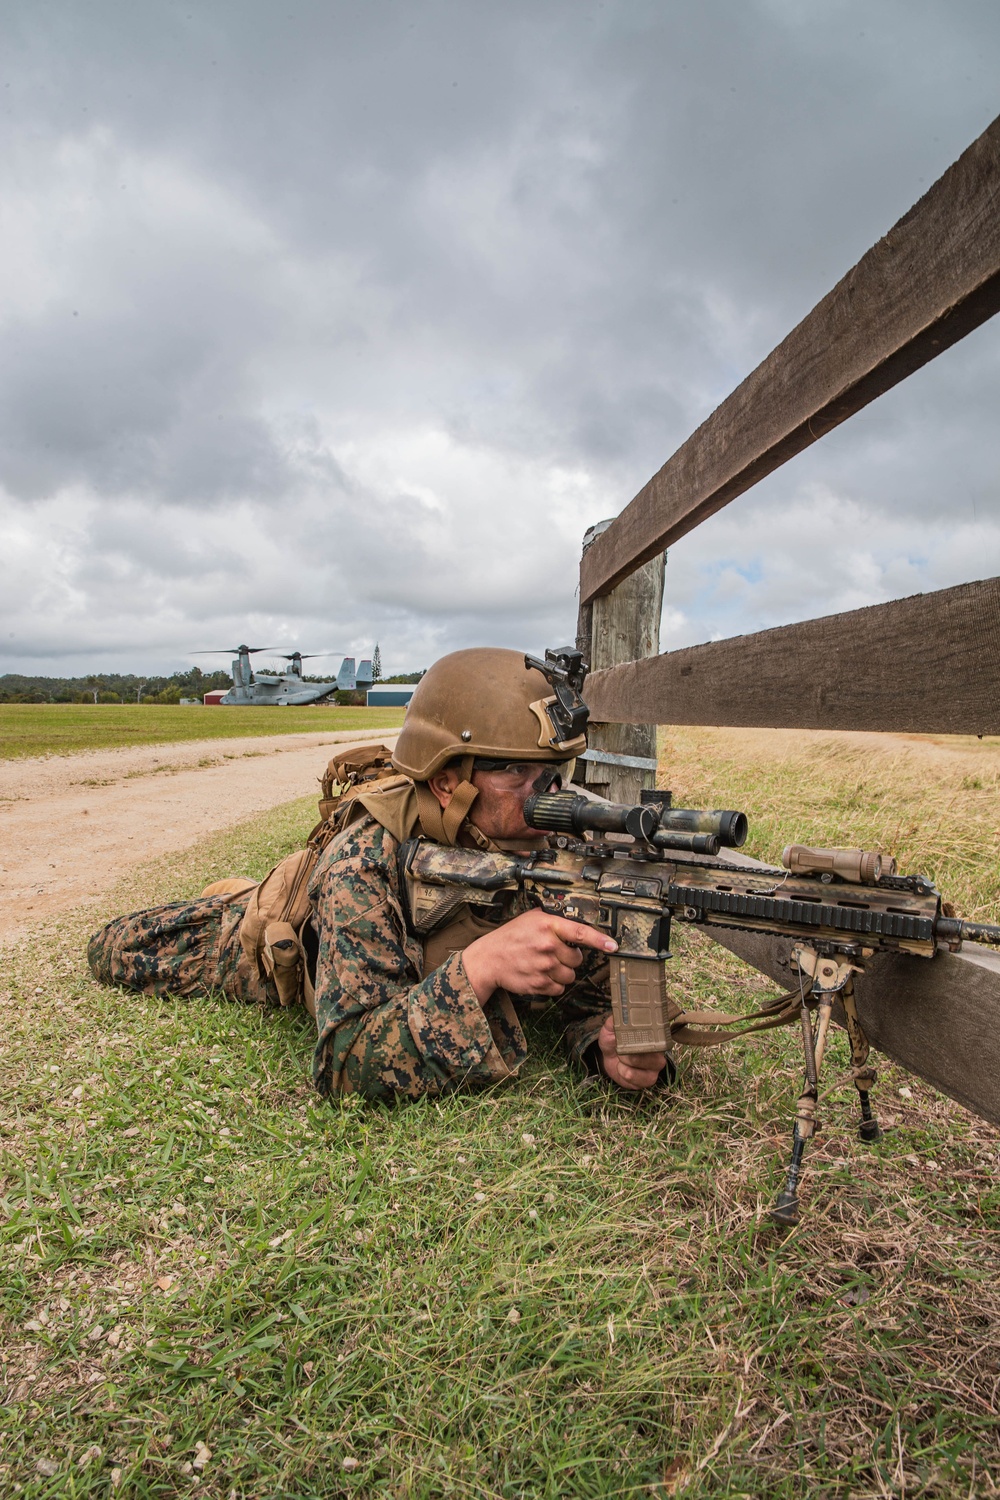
top-left (414, 755), bottom-right (480, 846)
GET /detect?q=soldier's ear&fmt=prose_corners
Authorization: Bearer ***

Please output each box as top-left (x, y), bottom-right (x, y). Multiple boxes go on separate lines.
top-left (426, 766), bottom-right (462, 810)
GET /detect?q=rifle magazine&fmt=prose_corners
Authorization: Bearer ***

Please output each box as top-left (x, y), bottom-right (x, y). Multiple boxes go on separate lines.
top-left (610, 954), bottom-right (677, 1054)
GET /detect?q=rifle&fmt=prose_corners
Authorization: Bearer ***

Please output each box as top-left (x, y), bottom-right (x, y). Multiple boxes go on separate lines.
top-left (399, 788), bottom-right (1000, 1227)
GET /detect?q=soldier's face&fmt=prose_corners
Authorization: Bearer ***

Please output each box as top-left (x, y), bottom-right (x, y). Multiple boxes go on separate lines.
top-left (428, 762), bottom-right (561, 841)
top-left (468, 767), bottom-right (542, 840)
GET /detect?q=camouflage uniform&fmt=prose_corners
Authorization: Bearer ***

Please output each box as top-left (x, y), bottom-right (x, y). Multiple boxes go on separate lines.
top-left (309, 812), bottom-right (610, 1102)
top-left (88, 810), bottom-right (612, 1104)
top-left (87, 890), bottom-right (268, 1005)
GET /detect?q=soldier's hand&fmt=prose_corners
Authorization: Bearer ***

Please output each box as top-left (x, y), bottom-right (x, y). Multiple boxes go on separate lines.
top-left (596, 1014), bottom-right (668, 1091)
top-left (462, 909), bottom-right (617, 1002)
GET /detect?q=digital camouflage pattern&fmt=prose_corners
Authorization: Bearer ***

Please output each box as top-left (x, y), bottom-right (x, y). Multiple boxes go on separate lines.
top-left (87, 810), bottom-right (613, 1103)
top-left (87, 891), bottom-right (273, 1006)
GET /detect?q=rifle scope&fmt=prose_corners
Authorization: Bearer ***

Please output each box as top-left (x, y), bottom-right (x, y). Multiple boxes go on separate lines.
top-left (524, 790), bottom-right (746, 855)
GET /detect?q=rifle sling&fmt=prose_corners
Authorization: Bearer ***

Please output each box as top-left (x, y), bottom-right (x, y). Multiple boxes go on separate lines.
top-left (669, 989), bottom-right (801, 1049)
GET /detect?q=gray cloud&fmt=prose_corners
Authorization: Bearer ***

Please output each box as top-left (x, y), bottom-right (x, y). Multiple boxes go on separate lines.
top-left (1, 0), bottom-right (999, 677)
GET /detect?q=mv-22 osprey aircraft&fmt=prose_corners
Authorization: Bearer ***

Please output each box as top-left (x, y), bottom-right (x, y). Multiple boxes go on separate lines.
top-left (194, 646), bottom-right (374, 706)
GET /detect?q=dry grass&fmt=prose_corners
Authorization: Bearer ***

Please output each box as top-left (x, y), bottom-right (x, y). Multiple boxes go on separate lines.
top-left (660, 726), bottom-right (1000, 924)
top-left (1, 731), bottom-right (999, 1496)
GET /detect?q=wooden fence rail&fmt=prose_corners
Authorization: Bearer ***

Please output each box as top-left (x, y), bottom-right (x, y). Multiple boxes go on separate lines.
top-left (580, 112), bottom-right (1000, 605)
top-left (584, 575), bottom-right (1000, 736)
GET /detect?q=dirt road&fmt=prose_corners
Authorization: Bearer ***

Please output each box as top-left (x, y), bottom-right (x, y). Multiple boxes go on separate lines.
top-left (0, 729), bottom-right (397, 942)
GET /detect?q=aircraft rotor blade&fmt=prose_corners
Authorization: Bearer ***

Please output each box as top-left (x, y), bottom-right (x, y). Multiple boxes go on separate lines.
top-left (191, 645), bottom-right (276, 656)
top-left (277, 651), bottom-right (340, 661)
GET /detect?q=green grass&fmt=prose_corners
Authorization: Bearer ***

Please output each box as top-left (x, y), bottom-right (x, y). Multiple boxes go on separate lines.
top-left (2, 733), bottom-right (999, 1496)
top-left (0, 705), bottom-right (405, 760)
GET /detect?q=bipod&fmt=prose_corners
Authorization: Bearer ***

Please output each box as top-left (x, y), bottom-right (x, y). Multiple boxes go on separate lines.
top-left (769, 945), bottom-right (877, 1228)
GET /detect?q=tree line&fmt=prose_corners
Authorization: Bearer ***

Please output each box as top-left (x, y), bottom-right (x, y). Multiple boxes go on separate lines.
top-left (0, 665), bottom-right (426, 705)
top-left (0, 667), bottom-right (232, 705)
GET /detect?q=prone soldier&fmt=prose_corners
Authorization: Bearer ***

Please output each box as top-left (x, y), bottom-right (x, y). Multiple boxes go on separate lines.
top-left (88, 649), bottom-right (674, 1102)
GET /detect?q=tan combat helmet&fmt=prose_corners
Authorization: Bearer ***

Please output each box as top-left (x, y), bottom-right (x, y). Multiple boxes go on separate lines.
top-left (392, 647), bottom-right (589, 781)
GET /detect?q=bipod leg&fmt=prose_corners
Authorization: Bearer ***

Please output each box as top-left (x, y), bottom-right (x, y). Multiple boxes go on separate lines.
top-left (842, 978), bottom-right (880, 1143)
top-left (770, 951), bottom-right (843, 1229)
top-left (770, 989), bottom-right (827, 1228)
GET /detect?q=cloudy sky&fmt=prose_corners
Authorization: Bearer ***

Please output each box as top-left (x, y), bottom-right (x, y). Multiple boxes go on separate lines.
top-left (2, 0), bottom-right (999, 678)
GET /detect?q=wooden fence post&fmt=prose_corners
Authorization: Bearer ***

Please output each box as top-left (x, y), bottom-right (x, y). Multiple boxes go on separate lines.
top-left (575, 520), bottom-right (666, 804)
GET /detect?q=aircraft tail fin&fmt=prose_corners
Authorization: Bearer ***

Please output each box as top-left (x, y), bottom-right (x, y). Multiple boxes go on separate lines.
top-left (336, 657), bottom-right (357, 690)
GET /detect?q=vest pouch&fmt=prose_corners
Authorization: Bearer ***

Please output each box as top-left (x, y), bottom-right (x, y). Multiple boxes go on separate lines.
top-left (238, 846), bottom-right (319, 1014)
top-left (262, 921), bottom-right (304, 1009)
top-left (240, 848), bottom-right (316, 966)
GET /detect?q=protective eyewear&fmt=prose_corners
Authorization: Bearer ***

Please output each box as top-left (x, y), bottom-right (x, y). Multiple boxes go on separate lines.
top-left (471, 759), bottom-right (575, 790)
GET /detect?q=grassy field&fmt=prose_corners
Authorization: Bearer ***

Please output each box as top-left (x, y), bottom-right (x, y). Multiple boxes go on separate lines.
top-left (0, 705), bottom-right (405, 760)
top-left (2, 730), bottom-right (999, 1497)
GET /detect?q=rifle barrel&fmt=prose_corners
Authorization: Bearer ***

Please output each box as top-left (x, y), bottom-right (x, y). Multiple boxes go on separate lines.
top-left (942, 918), bottom-right (1000, 947)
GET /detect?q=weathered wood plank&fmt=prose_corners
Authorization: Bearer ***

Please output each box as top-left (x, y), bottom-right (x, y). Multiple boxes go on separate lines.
top-left (707, 926), bottom-right (1000, 1128)
top-left (584, 576), bottom-right (1000, 735)
top-left (577, 523), bottom-right (666, 803)
top-left (580, 114), bottom-right (1000, 603)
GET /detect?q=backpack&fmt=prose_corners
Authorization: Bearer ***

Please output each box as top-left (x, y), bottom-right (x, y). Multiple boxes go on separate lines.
top-left (215, 743), bottom-right (403, 1016)
top-left (316, 742), bottom-right (398, 823)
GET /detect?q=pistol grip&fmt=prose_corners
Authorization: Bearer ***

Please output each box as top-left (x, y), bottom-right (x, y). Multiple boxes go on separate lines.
top-left (610, 955), bottom-right (674, 1054)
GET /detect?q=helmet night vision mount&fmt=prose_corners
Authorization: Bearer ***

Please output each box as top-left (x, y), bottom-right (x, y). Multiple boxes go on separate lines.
top-left (523, 647), bottom-right (590, 747)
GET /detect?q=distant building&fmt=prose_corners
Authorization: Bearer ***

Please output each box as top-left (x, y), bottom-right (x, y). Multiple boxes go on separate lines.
top-left (179, 698), bottom-right (204, 706)
top-left (367, 685), bottom-right (415, 708)
top-left (204, 689), bottom-right (229, 706)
